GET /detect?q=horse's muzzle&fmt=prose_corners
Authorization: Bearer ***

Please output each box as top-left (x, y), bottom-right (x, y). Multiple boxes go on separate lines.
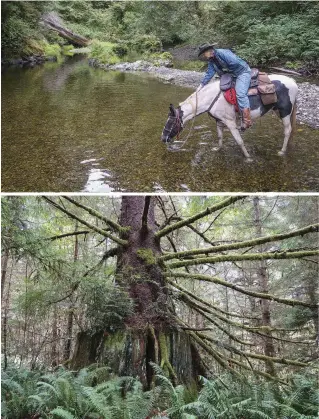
top-left (161, 134), bottom-right (172, 143)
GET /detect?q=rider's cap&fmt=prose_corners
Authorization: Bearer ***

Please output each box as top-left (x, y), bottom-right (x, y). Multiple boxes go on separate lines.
top-left (198, 43), bottom-right (217, 57)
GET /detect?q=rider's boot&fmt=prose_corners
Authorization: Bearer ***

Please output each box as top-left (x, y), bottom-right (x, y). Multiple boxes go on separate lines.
top-left (240, 108), bottom-right (253, 131)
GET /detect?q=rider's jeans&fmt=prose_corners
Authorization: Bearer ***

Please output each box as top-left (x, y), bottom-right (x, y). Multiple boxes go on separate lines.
top-left (235, 69), bottom-right (251, 110)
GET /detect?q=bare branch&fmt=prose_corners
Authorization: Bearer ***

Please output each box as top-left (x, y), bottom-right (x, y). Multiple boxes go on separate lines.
top-left (43, 197), bottom-right (128, 247)
top-left (62, 196), bottom-right (124, 233)
top-left (142, 196), bottom-right (151, 231)
top-left (46, 231), bottom-right (90, 241)
top-left (155, 196), bottom-right (245, 239)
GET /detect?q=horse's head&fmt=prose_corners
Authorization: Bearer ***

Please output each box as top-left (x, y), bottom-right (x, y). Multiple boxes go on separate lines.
top-left (161, 104), bottom-right (184, 143)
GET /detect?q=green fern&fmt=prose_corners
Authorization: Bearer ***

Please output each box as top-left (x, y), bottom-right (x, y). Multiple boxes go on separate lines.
top-left (2, 362), bottom-right (318, 419)
top-left (50, 407), bottom-right (76, 419)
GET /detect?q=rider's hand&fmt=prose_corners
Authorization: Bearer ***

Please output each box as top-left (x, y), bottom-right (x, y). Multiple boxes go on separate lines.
top-left (196, 84), bottom-right (203, 93)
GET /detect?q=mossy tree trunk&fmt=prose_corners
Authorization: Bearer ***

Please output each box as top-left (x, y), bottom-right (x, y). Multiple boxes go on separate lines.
top-left (71, 196), bottom-right (206, 389)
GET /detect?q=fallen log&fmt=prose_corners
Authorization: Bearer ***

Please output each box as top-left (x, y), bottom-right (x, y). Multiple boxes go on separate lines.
top-left (269, 67), bottom-right (302, 76)
top-left (41, 12), bottom-right (90, 47)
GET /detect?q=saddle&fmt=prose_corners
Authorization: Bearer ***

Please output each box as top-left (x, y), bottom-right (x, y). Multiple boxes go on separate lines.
top-left (220, 69), bottom-right (278, 109)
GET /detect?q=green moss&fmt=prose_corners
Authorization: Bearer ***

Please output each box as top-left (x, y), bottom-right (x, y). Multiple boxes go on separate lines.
top-left (62, 45), bottom-right (75, 56)
top-left (136, 248), bottom-right (156, 265)
top-left (104, 331), bottom-right (126, 351)
top-left (159, 332), bottom-right (177, 382)
top-left (43, 42), bottom-right (62, 58)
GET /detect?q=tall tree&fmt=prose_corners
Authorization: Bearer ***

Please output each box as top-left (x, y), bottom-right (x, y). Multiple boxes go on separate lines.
top-left (2, 196), bottom-right (318, 388)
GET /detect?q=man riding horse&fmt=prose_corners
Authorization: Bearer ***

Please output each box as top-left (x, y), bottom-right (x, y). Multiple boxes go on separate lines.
top-left (197, 43), bottom-right (252, 130)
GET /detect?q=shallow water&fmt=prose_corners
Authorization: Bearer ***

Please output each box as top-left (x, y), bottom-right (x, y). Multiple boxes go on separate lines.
top-left (2, 56), bottom-right (319, 192)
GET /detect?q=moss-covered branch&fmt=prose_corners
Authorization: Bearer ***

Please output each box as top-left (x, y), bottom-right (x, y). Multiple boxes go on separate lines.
top-left (198, 334), bottom-right (308, 367)
top-left (178, 292), bottom-right (302, 341)
top-left (165, 271), bottom-right (318, 308)
top-left (189, 330), bottom-right (243, 378)
top-left (160, 223), bottom-right (319, 261)
top-left (177, 298), bottom-right (255, 347)
top-left (166, 249), bottom-right (319, 269)
top-left (211, 346), bottom-right (288, 384)
top-left (173, 316), bottom-right (243, 377)
top-left (43, 197), bottom-right (128, 246)
top-left (167, 278), bottom-right (259, 320)
top-left (155, 196), bottom-right (244, 239)
top-left (62, 196), bottom-right (124, 233)
top-left (175, 317), bottom-right (296, 384)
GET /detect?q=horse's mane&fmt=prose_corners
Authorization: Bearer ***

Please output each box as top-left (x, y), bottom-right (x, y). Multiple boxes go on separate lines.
top-left (179, 79), bottom-right (220, 107)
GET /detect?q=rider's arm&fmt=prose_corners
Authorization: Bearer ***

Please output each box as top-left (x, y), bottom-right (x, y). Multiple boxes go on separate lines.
top-left (201, 61), bottom-right (216, 85)
top-left (217, 49), bottom-right (249, 70)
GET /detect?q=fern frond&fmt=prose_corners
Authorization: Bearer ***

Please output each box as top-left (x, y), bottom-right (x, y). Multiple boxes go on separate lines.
top-left (50, 407), bottom-right (76, 419)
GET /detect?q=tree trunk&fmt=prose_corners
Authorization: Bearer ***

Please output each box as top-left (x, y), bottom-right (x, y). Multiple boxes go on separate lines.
top-left (71, 197), bottom-right (206, 388)
top-left (51, 306), bottom-right (58, 367)
top-left (41, 12), bottom-right (90, 47)
top-left (63, 222), bottom-right (79, 362)
top-left (253, 197), bottom-right (276, 376)
top-left (1, 250), bottom-right (9, 301)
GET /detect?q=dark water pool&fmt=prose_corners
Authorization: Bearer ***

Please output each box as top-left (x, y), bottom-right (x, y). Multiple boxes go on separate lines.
top-left (2, 56), bottom-right (319, 192)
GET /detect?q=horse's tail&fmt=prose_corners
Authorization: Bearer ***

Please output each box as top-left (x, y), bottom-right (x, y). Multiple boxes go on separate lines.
top-left (289, 101), bottom-right (297, 140)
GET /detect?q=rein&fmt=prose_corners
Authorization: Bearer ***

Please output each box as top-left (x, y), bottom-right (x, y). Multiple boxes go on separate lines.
top-left (167, 89), bottom-right (222, 151)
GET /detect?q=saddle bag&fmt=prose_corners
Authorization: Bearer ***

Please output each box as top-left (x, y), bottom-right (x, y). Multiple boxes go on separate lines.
top-left (250, 68), bottom-right (259, 87)
top-left (257, 72), bottom-right (277, 105)
top-left (220, 73), bottom-right (234, 91)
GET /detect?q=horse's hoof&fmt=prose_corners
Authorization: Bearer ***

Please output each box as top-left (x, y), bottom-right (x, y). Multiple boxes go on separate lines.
top-left (212, 147), bottom-right (221, 152)
top-left (278, 150), bottom-right (285, 156)
top-left (245, 157), bottom-right (253, 163)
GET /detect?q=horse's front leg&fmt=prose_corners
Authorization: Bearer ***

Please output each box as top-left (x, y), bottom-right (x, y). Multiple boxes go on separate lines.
top-left (213, 121), bottom-right (224, 151)
top-left (278, 115), bottom-right (292, 156)
top-left (226, 122), bottom-right (253, 162)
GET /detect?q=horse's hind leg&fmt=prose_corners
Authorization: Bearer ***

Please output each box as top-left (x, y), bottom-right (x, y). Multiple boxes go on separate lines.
top-left (278, 115), bottom-right (292, 156)
top-left (213, 121), bottom-right (224, 151)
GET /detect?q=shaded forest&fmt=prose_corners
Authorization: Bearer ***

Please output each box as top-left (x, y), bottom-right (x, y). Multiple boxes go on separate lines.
top-left (2, 1), bottom-right (319, 71)
top-left (1, 195), bottom-right (318, 418)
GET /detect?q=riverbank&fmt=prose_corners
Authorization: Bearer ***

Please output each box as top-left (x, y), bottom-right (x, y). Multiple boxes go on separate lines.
top-left (89, 59), bottom-right (319, 129)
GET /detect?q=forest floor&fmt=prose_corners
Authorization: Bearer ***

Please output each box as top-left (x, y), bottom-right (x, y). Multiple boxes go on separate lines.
top-left (90, 58), bottom-right (319, 129)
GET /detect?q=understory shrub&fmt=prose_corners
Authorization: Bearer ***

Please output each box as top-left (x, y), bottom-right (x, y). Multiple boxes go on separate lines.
top-left (236, 15), bottom-right (319, 66)
top-left (88, 40), bottom-right (121, 65)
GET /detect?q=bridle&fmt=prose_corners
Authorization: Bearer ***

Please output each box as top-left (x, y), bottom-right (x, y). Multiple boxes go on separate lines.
top-left (162, 107), bottom-right (183, 141)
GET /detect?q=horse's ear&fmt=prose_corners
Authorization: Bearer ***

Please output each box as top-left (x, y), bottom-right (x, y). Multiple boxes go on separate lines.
top-left (169, 104), bottom-right (175, 116)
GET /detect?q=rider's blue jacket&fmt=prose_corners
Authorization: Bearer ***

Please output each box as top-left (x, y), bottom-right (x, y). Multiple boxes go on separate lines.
top-left (201, 49), bottom-right (250, 85)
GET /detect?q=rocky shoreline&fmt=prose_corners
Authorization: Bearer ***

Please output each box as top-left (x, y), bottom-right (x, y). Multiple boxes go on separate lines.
top-left (89, 58), bottom-right (319, 129)
top-left (2, 55), bottom-right (57, 67)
